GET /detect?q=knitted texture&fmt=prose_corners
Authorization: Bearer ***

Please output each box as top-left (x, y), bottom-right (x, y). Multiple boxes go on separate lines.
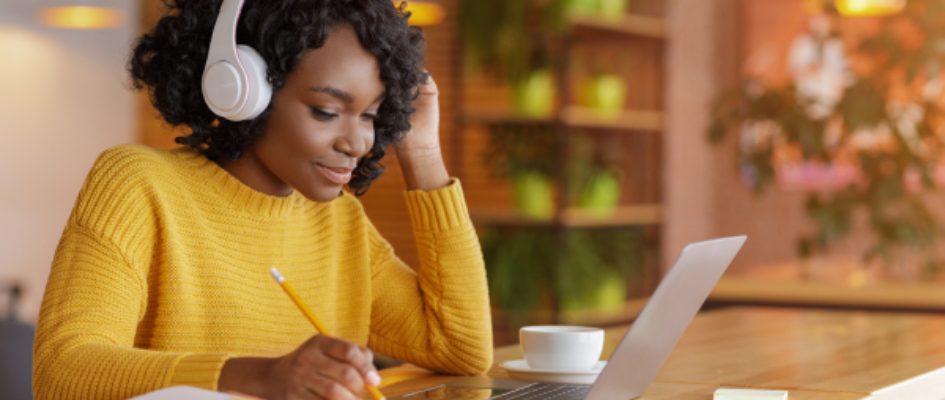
top-left (33, 145), bottom-right (492, 399)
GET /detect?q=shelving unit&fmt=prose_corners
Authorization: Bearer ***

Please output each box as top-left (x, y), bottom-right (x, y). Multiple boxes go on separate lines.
top-left (457, 0), bottom-right (668, 329)
top-left (463, 107), bottom-right (663, 132)
top-left (561, 107), bottom-right (663, 131)
top-left (567, 13), bottom-right (667, 39)
top-left (471, 204), bottom-right (662, 228)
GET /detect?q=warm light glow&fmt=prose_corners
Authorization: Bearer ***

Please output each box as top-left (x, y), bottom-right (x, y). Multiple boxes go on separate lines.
top-left (402, 1), bottom-right (445, 26)
top-left (39, 6), bottom-right (124, 30)
top-left (835, 0), bottom-right (906, 16)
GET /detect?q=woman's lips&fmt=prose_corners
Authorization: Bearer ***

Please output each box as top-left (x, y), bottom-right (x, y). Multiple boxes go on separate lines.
top-left (315, 163), bottom-right (353, 185)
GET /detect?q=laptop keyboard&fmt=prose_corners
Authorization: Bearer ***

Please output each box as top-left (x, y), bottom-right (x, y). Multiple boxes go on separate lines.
top-left (491, 383), bottom-right (592, 400)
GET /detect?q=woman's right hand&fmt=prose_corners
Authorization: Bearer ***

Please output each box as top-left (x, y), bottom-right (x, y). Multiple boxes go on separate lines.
top-left (219, 335), bottom-right (382, 400)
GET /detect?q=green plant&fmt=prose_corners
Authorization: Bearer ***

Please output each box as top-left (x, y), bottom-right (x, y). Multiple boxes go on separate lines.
top-left (709, 1), bottom-right (945, 272)
top-left (458, 0), bottom-right (630, 85)
top-left (554, 229), bottom-right (643, 312)
top-left (514, 69), bottom-right (556, 117)
top-left (512, 171), bottom-right (555, 218)
top-left (484, 125), bottom-right (558, 179)
top-left (483, 128), bottom-right (621, 217)
top-left (582, 73), bottom-right (627, 117)
top-left (458, 0), bottom-right (569, 86)
top-left (567, 135), bottom-right (622, 214)
top-left (483, 125), bottom-right (557, 217)
top-left (482, 227), bottom-right (646, 330)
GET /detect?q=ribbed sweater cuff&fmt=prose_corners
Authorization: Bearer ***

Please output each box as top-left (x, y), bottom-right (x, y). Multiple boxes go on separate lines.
top-left (404, 178), bottom-right (472, 232)
top-left (168, 353), bottom-right (230, 390)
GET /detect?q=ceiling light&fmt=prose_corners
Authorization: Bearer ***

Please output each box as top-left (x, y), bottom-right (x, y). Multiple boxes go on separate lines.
top-left (39, 5), bottom-right (124, 30)
top-left (834, 0), bottom-right (907, 17)
top-left (402, 1), bottom-right (445, 26)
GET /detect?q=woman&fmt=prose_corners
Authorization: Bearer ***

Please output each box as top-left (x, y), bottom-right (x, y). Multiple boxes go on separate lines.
top-left (31, 1), bottom-right (492, 399)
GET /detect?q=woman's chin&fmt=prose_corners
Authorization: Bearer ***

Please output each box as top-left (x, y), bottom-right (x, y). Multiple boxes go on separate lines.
top-left (298, 185), bottom-right (344, 203)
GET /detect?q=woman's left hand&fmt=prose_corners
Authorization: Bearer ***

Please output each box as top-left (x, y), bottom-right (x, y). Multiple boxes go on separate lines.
top-left (394, 73), bottom-right (441, 160)
top-left (395, 73), bottom-right (450, 190)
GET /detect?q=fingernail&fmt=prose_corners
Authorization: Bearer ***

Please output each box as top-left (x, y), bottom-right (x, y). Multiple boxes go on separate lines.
top-left (367, 371), bottom-right (382, 386)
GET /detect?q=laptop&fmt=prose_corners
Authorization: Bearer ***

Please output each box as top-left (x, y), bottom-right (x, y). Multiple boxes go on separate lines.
top-left (391, 235), bottom-right (747, 400)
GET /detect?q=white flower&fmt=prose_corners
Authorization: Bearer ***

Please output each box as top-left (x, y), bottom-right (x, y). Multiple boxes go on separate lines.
top-left (788, 16), bottom-right (854, 120)
top-left (851, 123), bottom-right (893, 150)
top-left (888, 101), bottom-right (923, 152)
top-left (922, 75), bottom-right (943, 102)
top-left (740, 120), bottom-right (782, 153)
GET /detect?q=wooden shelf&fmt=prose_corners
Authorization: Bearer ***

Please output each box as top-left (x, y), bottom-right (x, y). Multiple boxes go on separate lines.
top-left (463, 107), bottom-right (663, 132)
top-left (568, 13), bottom-right (667, 40)
top-left (561, 107), bottom-right (663, 131)
top-left (471, 204), bottom-right (662, 228)
top-left (561, 204), bottom-right (662, 227)
top-left (461, 109), bottom-right (554, 126)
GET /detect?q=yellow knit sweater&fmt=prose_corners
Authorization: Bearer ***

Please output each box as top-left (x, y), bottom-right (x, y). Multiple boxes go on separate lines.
top-left (33, 145), bottom-right (493, 399)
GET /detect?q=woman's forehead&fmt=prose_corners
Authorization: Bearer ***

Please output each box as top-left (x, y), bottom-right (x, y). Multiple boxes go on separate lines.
top-left (286, 26), bottom-right (383, 97)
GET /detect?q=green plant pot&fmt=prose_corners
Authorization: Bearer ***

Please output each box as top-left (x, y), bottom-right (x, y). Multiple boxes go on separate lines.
top-left (565, 0), bottom-right (601, 16)
top-left (583, 74), bottom-right (626, 118)
top-left (559, 268), bottom-right (627, 313)
top-left (514, 70), bottom-right (555, 118)
top-left (512, 172), bottom-right (555, 219)
top-left (578, 171), bottom-right (620, 216)
top-left (599, 0), bottom-right (627, 20)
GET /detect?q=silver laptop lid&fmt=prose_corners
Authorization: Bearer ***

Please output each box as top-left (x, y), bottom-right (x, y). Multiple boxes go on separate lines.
top-left (586, 235), bottom-right (747, 400)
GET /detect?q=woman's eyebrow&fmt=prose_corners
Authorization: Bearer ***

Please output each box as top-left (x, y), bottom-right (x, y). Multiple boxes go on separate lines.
top-left (310, 86), bottom-right (353, 104)
top-left (309, 86), bottom-right (385, 105)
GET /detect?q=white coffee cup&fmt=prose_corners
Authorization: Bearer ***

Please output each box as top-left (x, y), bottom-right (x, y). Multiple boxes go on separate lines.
top-left (519, 325), bottom-right (604, 371)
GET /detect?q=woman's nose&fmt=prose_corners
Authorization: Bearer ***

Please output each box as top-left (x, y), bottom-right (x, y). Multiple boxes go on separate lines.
top-left (334, 119), bottom-right (371, 158)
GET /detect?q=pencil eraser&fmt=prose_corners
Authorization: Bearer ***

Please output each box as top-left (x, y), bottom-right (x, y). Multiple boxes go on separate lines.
top-left (714, 387), bottom-right (788, 400)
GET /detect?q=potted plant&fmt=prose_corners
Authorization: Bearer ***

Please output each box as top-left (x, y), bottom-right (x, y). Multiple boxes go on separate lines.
top-left (514, 68), bottom-right (556, 118)
top-left (482, 227), bottom-right (646, 330)
top-left (709, 2), bottom-right (945, 276)
top-left (458, 0), bottom-right (579, 116)
top-left (569, 135), bottom-right (622, 216)
top-left (582, 73), bottom-right (627, 118)
top-left (484, 125), bottom-right (559, 218)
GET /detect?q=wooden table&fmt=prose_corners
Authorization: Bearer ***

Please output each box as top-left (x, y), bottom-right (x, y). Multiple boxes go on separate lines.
top-left (380, 307), bottom-right (945, 399)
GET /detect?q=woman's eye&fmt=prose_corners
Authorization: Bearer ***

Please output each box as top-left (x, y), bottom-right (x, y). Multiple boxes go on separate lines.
top-left (361, 113), bottom-right (378, 123)
top-left (310, 107), bottom-right (337, 121)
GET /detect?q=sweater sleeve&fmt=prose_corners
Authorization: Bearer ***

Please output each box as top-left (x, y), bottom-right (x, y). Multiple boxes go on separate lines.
top-left (33, 225), bottom-right (230, 399)
top-left (366, 179), bottom-right (493, 375)
top-left (32, 147), bottom-right (229, 399)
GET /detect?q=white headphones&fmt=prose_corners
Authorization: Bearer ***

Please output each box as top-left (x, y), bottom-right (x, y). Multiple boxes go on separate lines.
top-left (202, 0), bottom-right (272, 121)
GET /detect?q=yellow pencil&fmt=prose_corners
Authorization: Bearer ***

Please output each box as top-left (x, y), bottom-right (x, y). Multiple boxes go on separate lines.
top-left (270, 267), bottom-right (386, 400)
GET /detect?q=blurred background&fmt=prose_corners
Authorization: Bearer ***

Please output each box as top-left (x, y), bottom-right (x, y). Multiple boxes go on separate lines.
top-left (4, 0), bottom-right (945, 377)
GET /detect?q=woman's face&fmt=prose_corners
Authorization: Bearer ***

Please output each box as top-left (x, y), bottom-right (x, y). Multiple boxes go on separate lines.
top-left (229, 24), bottom-right (384, 202)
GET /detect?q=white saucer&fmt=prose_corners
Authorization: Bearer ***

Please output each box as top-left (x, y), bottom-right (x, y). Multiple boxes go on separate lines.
top-left (499, 359), bottom-right (606, 384)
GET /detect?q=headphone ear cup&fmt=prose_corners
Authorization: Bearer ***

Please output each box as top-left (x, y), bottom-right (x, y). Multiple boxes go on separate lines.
top-left (234, 45), bottom-right (272, 120)
top-left (202, 59), bottom-right (244, 119)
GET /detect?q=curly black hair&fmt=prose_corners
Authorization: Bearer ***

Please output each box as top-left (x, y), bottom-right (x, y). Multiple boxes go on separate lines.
top-left (129, 0), bottom-right (427, 195)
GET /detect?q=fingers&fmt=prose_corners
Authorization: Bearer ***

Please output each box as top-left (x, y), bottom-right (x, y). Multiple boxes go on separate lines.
top-left (313, 354), bottom-right (368, 397)
top-left (418, 71), bottom-right (438, 95)
top-left (320, 337), bottom-right (379, 385)
top-left (289, 336), bottom-right (380, 399)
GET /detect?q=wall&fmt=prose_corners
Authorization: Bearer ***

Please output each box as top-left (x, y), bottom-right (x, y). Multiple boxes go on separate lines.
top-left (711, 0), bottom-right (819, 270)
top-left (0, 1), bottom-right (138, 322)
top-left (665, 0), bottom-right (814, 272)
